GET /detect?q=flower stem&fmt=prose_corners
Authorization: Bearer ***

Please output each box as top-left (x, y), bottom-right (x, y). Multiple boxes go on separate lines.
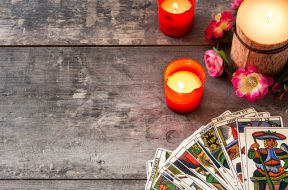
top-left (224, 67), bottom-right (232, 79)
top-left (216, 40), bottom-right (221, 50)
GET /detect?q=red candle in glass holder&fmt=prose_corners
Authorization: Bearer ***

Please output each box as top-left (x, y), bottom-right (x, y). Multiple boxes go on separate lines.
top-left (164, 59), bottom-right (205, 114)
top-left (158, 0), bottom-right (195, 37)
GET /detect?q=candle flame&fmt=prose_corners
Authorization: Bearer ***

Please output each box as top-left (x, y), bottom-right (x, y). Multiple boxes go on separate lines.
top-left (266, 11), bottom-right (273, 22)
top-left (173, 2), bottom-right (178, 13)
top-left (177, 81), bottom-right (185, 90)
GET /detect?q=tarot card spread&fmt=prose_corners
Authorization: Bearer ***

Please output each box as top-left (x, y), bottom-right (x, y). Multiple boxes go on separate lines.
top-left (145, 108), bottom-right (286, 190)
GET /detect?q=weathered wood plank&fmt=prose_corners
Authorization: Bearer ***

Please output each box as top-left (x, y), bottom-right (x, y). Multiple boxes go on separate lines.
top-left (0, 0), bottom-right (230, 45)
top-left (0, 180), bottom-right (145, 189)
top-left (0, 47), bottom-right (287, 179)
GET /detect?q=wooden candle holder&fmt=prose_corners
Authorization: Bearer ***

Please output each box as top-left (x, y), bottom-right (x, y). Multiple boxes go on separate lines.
top-left (231, 25), bottom-right (288, 76)
top-left (230, 0), bottom-right (288, 76)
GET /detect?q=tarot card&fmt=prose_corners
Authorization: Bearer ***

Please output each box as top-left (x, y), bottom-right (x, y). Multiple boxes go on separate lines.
top-left (211, 108), bottom-right (256, 123)
top-left (244, 127), bottom-right (288, 190)
top-left (156, 134), bottom-right (211, 190)
top-left (213, 111), bottom-right (258, 187)
top-left (163, 162), bottom-right (207, 190)
top-left (258, 112), bottom-right (270, 117)
top-left (171, 149), bottom-right (225, 190)
top-left (168, 155), bottom-right (216, 189)
top-left (146, 149), bottom-right (172, 190)
top-left (194, 123), bottom-right (236, 180)
top-left (236, 117), bottom-right (283, 189)
top-left (183, 139), bottom-right (237, 189)
top-left (153, 171), bottom-right (182, 190)
top-left (146, 160), bottom-right (154, 178)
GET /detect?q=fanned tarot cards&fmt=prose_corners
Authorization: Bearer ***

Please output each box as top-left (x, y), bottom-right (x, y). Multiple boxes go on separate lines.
top-left (145, 108), bottom-right (286, 190)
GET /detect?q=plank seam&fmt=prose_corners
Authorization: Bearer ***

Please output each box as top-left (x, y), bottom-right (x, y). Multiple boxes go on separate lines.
top-left (0, 44), bottom-right (212, 48)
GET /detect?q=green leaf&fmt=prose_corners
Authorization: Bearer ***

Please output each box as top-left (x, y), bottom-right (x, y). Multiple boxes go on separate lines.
top-left (212, 47), bottom-right (229, 64)
top-left (284, 84), bottom-right (288, 90)
top-left (217, 50), bottom-right (229, 64)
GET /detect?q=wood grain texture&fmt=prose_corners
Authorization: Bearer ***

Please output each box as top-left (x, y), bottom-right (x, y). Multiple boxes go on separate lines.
top-left (0, 47), bottom-right (287, 179)
top-left (0, 0), bottom-right (230, 46)
top-left (0, 180), bottom-right (145, 189)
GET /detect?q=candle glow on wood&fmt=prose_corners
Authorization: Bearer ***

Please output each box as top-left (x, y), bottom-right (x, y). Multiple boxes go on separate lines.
top-left (167, 71), bottom-right (202, 93)
top-left (161, 0), bottom-right (192, 14)
top-left (237, 0), bottom-right (288, 44)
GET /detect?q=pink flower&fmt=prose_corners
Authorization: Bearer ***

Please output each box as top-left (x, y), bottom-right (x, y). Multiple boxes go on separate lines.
top-left (205, 12), bottom-right (235, 40)
top-left (231, 66), bottom-right (273, 102)
top-left (231, 0), bottom-right (244, 10)
top-left (204, 50), bottom-right (224, 78)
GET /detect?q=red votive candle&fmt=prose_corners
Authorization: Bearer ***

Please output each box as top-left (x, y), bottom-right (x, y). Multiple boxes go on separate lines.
top-left (158, 0), bottom-right (195, 37)
top-left (164, 59), bottom-right (205, 113)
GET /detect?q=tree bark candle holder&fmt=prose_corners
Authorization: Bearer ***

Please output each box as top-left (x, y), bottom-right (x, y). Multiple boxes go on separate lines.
top-left (230, 0), bottom-right (288, 76)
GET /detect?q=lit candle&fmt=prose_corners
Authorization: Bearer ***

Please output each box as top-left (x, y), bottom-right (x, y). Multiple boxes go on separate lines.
top-left (161, 0), bottom-right (192, 14)
top-left (237, 0), bottom-right (288, 45)
top-left (164, 59), bottom-right (205, 114)
top-left (158, 0), bottom-right (195, 37)
top-left (167, 71), bottom-right (202, 93)
top-left (230, 0), bottom-right (288, 76)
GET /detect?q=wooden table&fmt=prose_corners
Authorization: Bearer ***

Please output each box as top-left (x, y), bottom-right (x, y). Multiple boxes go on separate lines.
top-left (0, 0), bottom-right (287, 189)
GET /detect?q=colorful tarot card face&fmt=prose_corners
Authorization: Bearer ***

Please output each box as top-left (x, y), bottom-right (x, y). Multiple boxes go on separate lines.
top-left (236, 117), bottom-right (283, 189)
top-left (146, 149), bottom-right (172, 190)
top-left (244, 127), bottom-right (288, 190)
top-left (163, 162), bottom-right (207, 190)
top-left (171, 149), bottom-right (223, 190)
top-left (147, 160), bottom-right (154, 178)
top-left (184, 139), bottom-right (237, 189)
top-left (153, 171), bottom-right (182, 190)
top-left (213, 111), bottom-right (258, 187)
top-left (195, 123), bottom-right (234, 178)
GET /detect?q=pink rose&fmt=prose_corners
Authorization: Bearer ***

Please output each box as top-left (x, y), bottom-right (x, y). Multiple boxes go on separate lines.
top-left (231, 66), bottom-right (273, 102)
top-left (231, 0), bottom-right (244, 10)
top-left (204, 50), bottom-right (224, 78)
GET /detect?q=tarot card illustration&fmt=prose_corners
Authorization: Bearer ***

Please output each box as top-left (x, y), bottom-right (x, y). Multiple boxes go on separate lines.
top-left (244, 128), bottom-right (288, 190)
top-left (153, 171), bottom-right (182, 190)
top-left (172, 148), bottom-right (224, 190)
top-left (184, 139), bottom-right (237, 189)
top-left (195, 123), bottom-right (234, 178)
top-left (164, 162), bottom-right (207, 190)
top-left (236, 117), bottom-right (283, 189)
top-left (214, 112), bottom-right (257, 187)
top-left (146, 149), bottom-right (172, 190)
